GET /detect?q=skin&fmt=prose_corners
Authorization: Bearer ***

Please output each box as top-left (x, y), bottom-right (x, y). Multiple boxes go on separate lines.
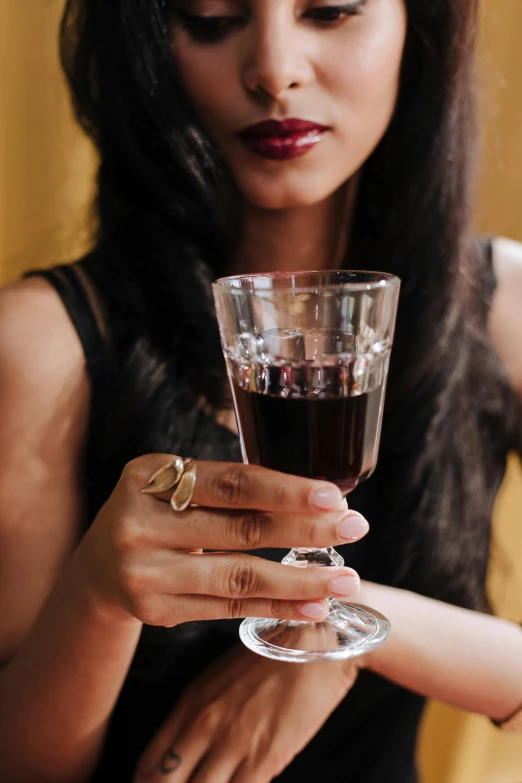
top-left (169, 0), bottom-right (407, 271)
top-left (129, 3), bottom-right (522, 783)
top-left (106, 4), bottom-right (409, 776)
top-left (0, 1), bottom-right (521, 782)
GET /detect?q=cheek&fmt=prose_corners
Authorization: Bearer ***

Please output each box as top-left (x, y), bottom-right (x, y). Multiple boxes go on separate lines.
top-left (170, 2), bottom-right (407, 210)
top-left (322, 3), bottom-right (406, 149)
top-left (173, 38), bottom-right (237, 129)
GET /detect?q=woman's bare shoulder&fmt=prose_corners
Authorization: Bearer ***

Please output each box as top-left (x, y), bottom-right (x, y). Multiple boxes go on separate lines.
top-left (0, 273), bottom-right (91, 508)
top-left (0, 275), bottom-right (87, 384)
top-left (489, 237), bottom-right (522, 402)
top-left (0, 274), bottom-right (91, 660)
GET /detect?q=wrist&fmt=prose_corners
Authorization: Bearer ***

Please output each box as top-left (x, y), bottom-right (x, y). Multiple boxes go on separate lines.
top-left (348, 581), bottom-right (396, 674)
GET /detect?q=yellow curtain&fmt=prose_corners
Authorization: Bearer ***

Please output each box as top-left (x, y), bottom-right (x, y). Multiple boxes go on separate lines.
top-left (419, 455), bottom-right (522, 783)
top-left (0, 1), bottom-right (521, 780)
top-left (0, 0), bottom-right (95, 282)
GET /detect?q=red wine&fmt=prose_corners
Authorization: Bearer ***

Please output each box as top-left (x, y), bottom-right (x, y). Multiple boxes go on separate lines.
top-left (231, 363), bottom-right (386, 494)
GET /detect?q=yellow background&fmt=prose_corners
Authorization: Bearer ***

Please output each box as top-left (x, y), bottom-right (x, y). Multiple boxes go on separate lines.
top-left (0, 1), bottom-right (521, 780)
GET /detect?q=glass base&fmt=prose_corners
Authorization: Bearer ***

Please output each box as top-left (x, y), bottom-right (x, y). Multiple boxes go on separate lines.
top-left (239, 600), bottom-right (391, 663)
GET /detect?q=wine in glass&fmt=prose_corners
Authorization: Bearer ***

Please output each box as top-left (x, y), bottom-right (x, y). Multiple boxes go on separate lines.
top-left (212, 271), bottom-right (400, 663)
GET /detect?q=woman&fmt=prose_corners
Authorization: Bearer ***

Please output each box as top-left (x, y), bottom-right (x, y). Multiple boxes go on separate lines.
top-left (0, 0), bottom-right (521, 781)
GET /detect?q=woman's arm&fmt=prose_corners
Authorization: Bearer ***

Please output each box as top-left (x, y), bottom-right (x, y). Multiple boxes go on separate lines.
top-left (357, 582), bottom-right (522, 722)
top-left (134, 584), bottom-right (522, 783)
top-left (0, 279), bottom-right (142, 783)
top-left (0, 553), bottom-right (143, 783)
top-left (359, 241), bottom-right (522, 724)
top-left (0, 278), bottom-right (366, 783)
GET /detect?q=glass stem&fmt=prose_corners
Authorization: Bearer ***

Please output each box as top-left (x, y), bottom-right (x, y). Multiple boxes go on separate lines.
top-left (281, 547), bottom-right (345, 568)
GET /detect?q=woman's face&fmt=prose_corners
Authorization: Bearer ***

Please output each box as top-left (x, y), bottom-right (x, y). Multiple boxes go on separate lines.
top-left (168, 0), bottom-right (407, 209)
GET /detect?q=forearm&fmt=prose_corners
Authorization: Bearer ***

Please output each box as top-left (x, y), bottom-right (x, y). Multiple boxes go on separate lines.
top-left (0, 547), bottom-right (142, 783)
top-left (356, 582), bottom-right (522, 722)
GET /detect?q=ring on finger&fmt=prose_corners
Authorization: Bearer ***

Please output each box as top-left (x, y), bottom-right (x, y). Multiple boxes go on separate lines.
top-left (171, 458), bottom-right (197, 512)
top-left (141, 455), bottom-right (197, 512)
top-left (141, 456), bottom-right (186, 494)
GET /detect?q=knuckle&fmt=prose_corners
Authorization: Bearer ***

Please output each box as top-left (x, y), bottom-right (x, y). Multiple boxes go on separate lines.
top-left (234, 511), bottom-right (266, 549)
top-left (224, 597), bottom-right (247, 619)
top-left (268, 599), bottom-right (282, 618)
top-left (194, 705), bottom-right (220, 733)
top-left (213, 465), bottom-right (246, 507)
top-left (270, 599), bottom-right (295, 619)
top-left (111, 516), bottom-right (141, 554)
top-left (120, 455), bottom-right (170, 492)
top-left (119, 561), bottom-right (150, 599)
top-left (226, 561), bottom-right (259, 598)
top-left (295, 516), bottom-right (318, 548)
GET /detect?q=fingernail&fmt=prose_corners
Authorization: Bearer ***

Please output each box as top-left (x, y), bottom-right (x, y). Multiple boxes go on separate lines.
top-left (330, 572), bottom-right (360, 596)
top-left (339, 513), bottom-right (369, 541)
top-left (311, 485), bottom-right (343, 510)
top-left (300, 602), bottom-right (329, 620)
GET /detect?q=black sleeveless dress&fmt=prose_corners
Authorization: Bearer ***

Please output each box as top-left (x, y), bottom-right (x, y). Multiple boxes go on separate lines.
top-left (27, 241), bottom-right (516, 783)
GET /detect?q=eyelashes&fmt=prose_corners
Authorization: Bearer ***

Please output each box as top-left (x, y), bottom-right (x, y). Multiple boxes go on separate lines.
top-left (307, 2), bottom-right (366, 22)
top-left (306, 0), bottom-right (368, 23)
top-left (174, 0), bottom-right (368, 44)
top-left (175, 12), bottom-right (244, 41)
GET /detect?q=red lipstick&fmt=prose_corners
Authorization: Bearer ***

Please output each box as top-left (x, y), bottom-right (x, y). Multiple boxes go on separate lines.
top-left (237, 118), bottom-right (329, 161)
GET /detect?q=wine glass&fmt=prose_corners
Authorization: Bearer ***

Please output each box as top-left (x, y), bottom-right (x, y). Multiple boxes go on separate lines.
top-left (212, 271), bottom-right (400, 663)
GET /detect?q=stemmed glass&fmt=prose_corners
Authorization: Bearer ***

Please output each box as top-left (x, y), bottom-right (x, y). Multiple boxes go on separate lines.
top-left (212, 271), bottom-right (400, 663)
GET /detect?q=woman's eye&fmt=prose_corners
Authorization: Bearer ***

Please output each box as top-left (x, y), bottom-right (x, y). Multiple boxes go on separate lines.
top-left (177, 12), bottom-right (245, 42)
top-left (304, 1), bottom-right (366, 23)
top-left (173, 0), bottom-right (366, 41)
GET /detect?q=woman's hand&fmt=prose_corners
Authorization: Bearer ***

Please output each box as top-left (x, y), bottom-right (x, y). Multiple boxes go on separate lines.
top-left (134, 642), bottom-right (361, 783)
top-left (78, 455), bottom-right (369, 627)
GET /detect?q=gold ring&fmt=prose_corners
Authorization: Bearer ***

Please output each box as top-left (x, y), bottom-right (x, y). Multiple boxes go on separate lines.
top-left (141, 456), bottom-right (186, 494)
top-left (170, 458), bottom-right (197, 512)
top-left (141, 456), bottom-right (197, 511)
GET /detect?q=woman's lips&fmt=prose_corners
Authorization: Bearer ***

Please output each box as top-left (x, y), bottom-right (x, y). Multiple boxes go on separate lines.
top-left (237, 119), bottom-right (329, 161)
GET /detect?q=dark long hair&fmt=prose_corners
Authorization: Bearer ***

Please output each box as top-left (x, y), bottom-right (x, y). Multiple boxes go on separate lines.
top-left (60, 0), bottom-right (517, 611)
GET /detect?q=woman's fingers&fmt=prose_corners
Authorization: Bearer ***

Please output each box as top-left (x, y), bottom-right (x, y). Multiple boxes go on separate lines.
top-left (134, 723), bottom-right (209, 783)
top-left (133, 552), bottom-right (360, 624)
top-left (134, 706), bottom-right (239, 783)
top-left (112, 455), bottom-right (365, 629)
top-left (189, 745), bottom-right (240, 783)
top-left (153, 594), bottom-right (331, 625)
top-left (143, 504), bottom-right (368, 551)
top-left (190, 461), bottom-right (344, 512)
top-left (134, 707), bottom-right (190, 782)
top-left (160, 551), bottom-right (360, 602)
top-left (231, 760), bottom-right (269, 783)
top-left (133, 456), bottom-right (346, 513)
top-left (132, 454), bottom-right (369, 551)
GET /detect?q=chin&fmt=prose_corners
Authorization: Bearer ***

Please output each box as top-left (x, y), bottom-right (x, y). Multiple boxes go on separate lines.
top-left (236, 173), bottom-right (338, 211)
top-left (244, 191), bottom-right (322, 210)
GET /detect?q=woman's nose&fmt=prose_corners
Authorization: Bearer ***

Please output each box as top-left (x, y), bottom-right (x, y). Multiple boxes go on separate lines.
top-left (241, 14), bottom-right (314, 100)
